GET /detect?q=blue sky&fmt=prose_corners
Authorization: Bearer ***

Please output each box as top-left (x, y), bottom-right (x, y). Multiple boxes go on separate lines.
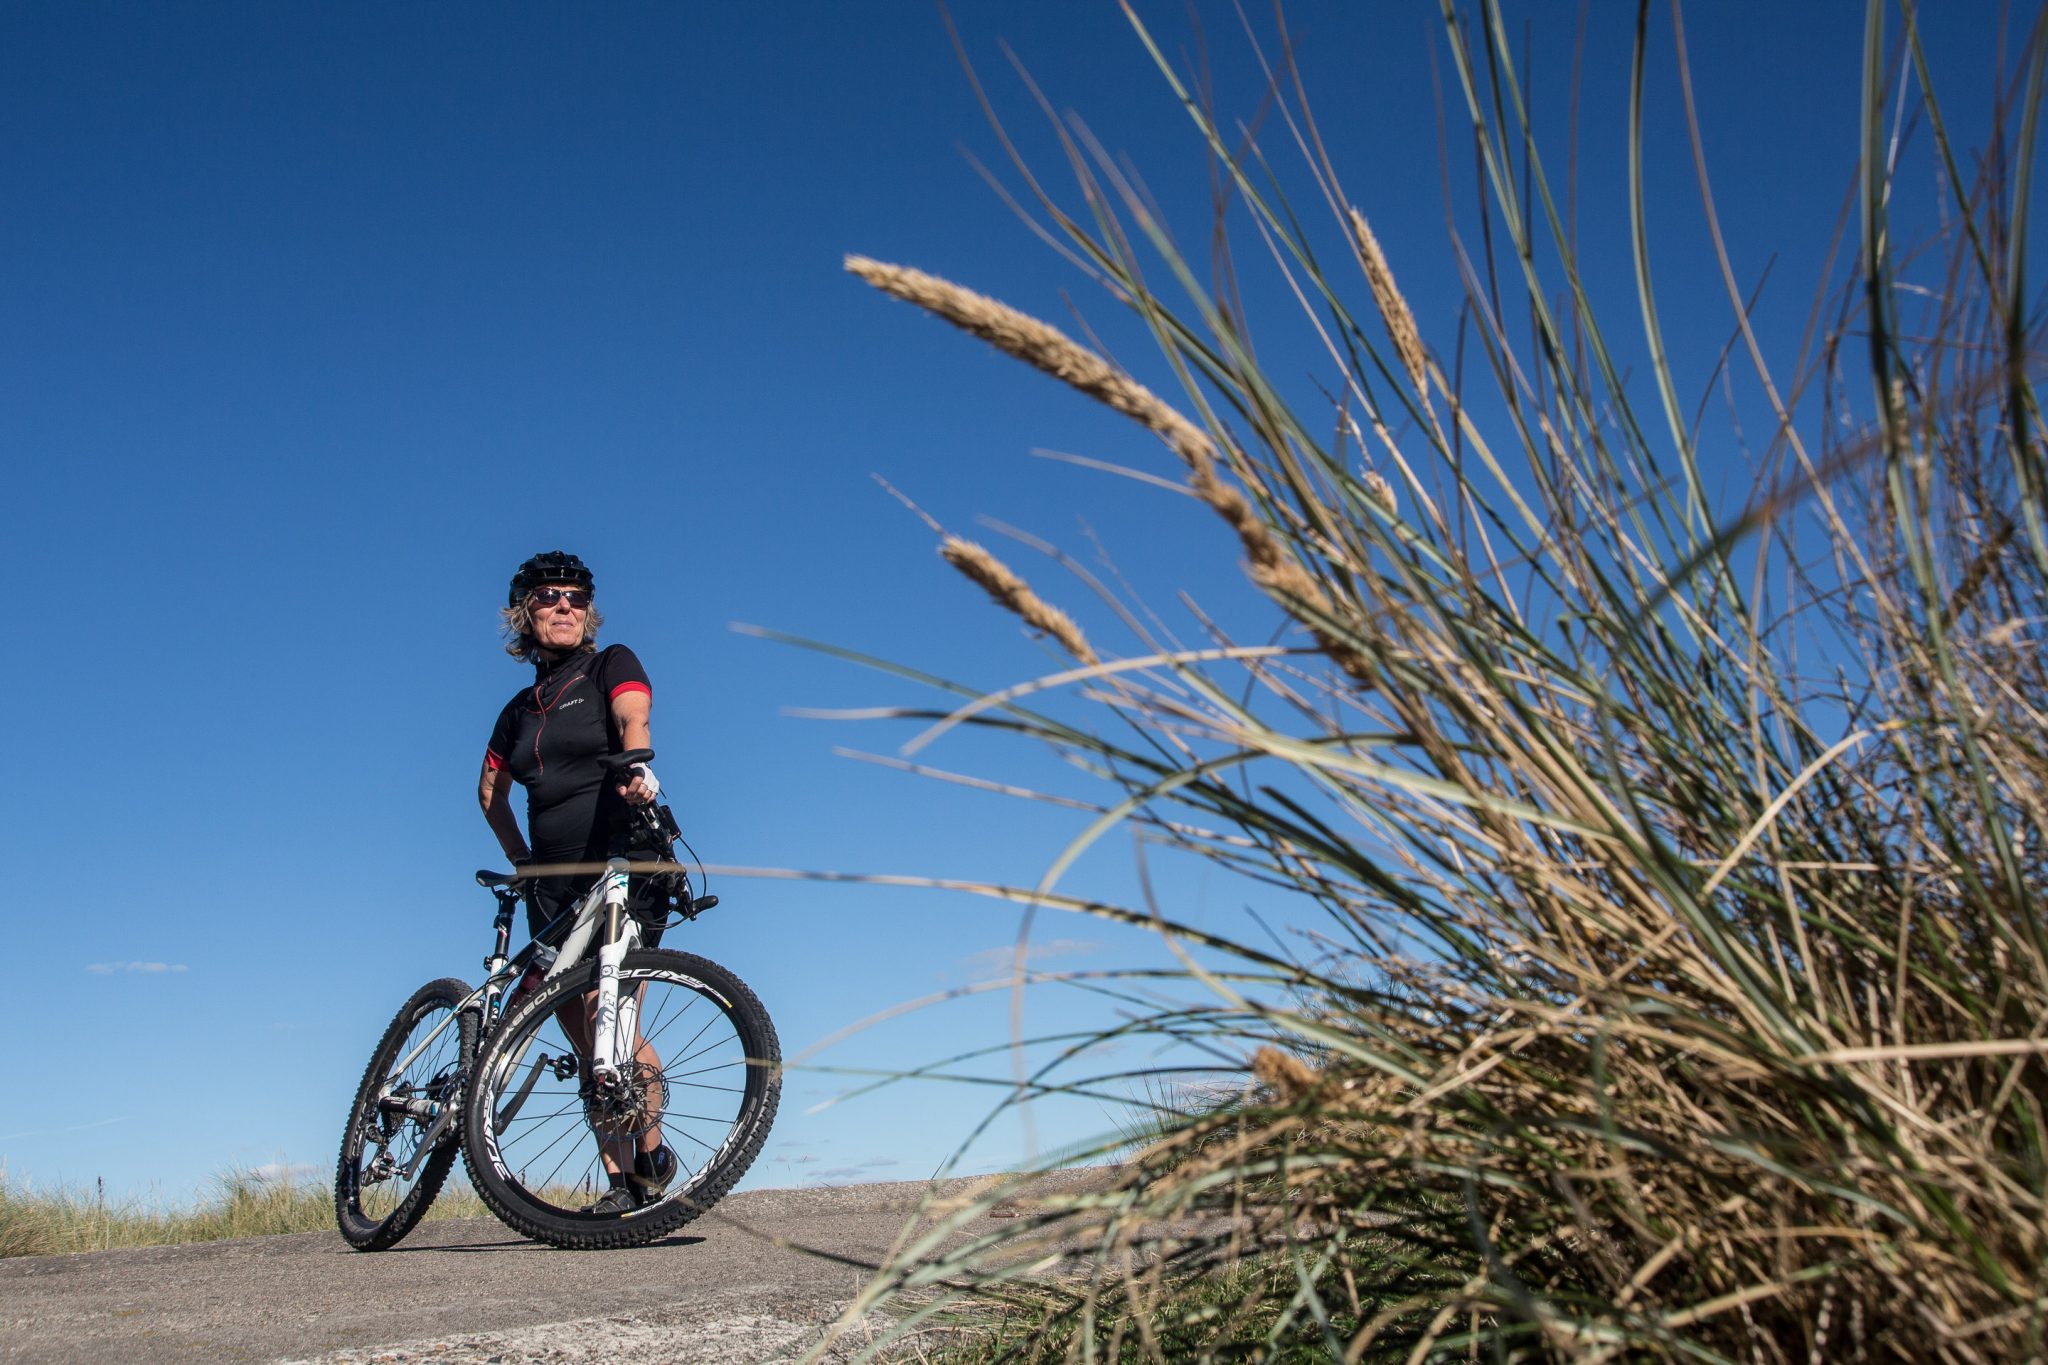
top-left (0, 2), bottom-right (2020, 1202)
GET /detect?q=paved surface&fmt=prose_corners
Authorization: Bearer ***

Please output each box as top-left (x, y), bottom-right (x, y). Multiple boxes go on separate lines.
top-left (0, 1176), bottom-right (1100, 1364)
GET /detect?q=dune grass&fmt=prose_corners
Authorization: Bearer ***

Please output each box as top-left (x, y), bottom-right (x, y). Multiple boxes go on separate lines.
top-left (817, 1), bottom-right (2048, 1360)
top-left (0, 1167), bottom-right (499, 1258)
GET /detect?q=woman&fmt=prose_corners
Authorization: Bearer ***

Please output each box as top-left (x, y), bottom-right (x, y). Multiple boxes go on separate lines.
top-left (477, 549), bottom-right (676, 1215)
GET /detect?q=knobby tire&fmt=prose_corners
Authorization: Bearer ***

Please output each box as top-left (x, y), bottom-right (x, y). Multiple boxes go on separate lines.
top-left (460, 948), bottom-right (779, 1250)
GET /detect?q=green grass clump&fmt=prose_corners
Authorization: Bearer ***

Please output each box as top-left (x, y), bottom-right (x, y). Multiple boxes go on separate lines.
top-left (823, 1), bottom-right (2048, 1360)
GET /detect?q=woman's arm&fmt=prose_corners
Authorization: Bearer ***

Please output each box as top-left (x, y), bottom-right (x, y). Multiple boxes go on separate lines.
top-left (610, 688), bottom-right (655, 804)
top-left (478, 759), bottom-right (531, 863)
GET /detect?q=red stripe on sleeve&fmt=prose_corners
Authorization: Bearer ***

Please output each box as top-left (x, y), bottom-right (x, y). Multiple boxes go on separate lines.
top-left (485, 749), bottom-right (506, 771)
top-left (609, 681), bottom-right (651, 702)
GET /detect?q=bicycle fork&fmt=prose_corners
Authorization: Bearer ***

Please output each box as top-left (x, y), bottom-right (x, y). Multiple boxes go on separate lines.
top-left (588, 857), bottom-right (637, 1088)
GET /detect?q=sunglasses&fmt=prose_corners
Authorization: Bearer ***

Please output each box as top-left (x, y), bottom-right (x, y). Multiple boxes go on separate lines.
top-left (527, 587), bottom-right (592, 610)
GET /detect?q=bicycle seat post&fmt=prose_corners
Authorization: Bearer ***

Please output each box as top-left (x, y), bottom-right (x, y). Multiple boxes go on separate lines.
top-left (488, 893), bottom-right (515, 973)
top-left (477, 880), bottom-right (525, 1025)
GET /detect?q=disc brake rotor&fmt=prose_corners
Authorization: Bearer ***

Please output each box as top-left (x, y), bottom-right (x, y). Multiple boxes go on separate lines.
top-left (583, 1061), bottom-right (667, 1139)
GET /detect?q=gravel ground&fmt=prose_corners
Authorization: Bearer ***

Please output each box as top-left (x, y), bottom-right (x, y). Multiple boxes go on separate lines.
top-left (275, 1294), bottom-right (911, 1364)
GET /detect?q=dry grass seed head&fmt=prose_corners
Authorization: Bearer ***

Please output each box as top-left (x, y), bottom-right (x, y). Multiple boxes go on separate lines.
top-left (850, 254), bottom-right (1379, 685)
top-left (1251, 1045), bottom-right (1318, 1104)
top-left (940, 536), bottom-right (1099, 666)
top-left (846, 255), bottom-right (1217, 470)
top-left (1347, 209), bottom-right (1430, 404)
top-left (1364, 469), bottom-right (1397, 515)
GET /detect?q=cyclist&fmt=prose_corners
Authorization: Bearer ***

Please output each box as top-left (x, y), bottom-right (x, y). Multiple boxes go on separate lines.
top-left (478, 550), bottom-right (679, 1214)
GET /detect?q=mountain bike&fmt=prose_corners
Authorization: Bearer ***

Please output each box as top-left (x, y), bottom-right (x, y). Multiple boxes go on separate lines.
top-left (333, 749), bottom-right (780, 1251)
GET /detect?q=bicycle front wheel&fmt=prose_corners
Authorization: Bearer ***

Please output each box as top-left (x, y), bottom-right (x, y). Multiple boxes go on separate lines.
top-left (334, 976), bottom-right (477, 1251)
top-left (461, 948), bottom-right (780, 1249)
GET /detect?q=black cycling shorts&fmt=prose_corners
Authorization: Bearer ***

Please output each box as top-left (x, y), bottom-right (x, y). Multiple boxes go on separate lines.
top-left (525, 868), bottom-right (669, 952)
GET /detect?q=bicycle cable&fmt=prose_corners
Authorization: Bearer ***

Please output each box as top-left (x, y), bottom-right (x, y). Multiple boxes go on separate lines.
top-left (675, 828), bottom-right (708, 902)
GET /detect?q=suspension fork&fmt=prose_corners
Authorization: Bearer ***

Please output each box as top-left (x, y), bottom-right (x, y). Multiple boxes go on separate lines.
top-left (588, 857), bottom-right (637, 1086)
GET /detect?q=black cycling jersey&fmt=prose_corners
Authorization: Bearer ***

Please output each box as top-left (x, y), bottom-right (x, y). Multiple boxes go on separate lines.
top-left (486, 643), bottom-right (653, 863)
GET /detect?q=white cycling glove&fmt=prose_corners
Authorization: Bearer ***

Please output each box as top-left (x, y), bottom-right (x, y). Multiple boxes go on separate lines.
top-left (630, 762), bottom-right (661, 800)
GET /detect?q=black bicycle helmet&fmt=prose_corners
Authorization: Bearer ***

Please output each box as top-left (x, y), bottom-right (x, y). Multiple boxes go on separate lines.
top-left (509, 550), bottom-right (595, 606)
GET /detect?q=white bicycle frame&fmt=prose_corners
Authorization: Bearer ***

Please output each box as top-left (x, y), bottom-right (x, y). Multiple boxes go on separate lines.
top-left (373, 860), bottom-right (643, 1176)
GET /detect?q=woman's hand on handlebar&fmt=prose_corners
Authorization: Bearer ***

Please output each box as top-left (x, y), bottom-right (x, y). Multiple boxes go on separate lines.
top-left (615, 762), bottom-right (660, 806)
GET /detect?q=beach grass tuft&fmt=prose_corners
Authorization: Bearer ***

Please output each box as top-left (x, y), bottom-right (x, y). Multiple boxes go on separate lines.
top-left (0, 1166), bottom-right (497, 1258)
top-left (827, 2), bottom-right (2048, 1360)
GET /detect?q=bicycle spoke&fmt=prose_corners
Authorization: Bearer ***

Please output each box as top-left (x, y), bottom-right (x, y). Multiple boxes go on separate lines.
top-left (668, 1124), bottom-right (726, 1157)
top-left (641, 1002), bottom-right (719, 1058)
top-left (638, 996), bottom-right (685, 1035)
top-left (647, 1002), bottom-right (734, 1060)
top-left (498, 1096), bottom-right (585, 1127)
top-left (508, 1110), bottom-right (592, 1179)
top-left (532, 1134), bottom-right (600, 1199)
top-left (662, 1109), bottom-right (749, 1127)
top-left (637, 984), bottom-right (687, 1039)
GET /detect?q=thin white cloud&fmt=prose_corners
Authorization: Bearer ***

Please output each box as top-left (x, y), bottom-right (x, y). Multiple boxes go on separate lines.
top-left (958, 938), bottom-right (1103, 981)
top-left (0, 1114), bottom-right (129, 1143)
top-left (85, 961), bottom-right (189, 975)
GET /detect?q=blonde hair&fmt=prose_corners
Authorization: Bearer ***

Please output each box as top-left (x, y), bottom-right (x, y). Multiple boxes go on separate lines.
top-left (500, 596), bottom-right (604, 663)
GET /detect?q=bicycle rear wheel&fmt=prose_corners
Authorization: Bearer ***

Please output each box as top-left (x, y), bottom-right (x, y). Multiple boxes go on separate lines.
top-left (461, 948), bottom-right (779, 1249)
top-left (334, 977), bottom-right (477, 1251)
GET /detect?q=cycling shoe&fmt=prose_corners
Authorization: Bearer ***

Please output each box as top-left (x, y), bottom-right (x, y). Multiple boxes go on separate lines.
top-left (582, 1180), bottom-right (643, 1216)
top-left (630, 1143), bottom-right (678, 1200)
